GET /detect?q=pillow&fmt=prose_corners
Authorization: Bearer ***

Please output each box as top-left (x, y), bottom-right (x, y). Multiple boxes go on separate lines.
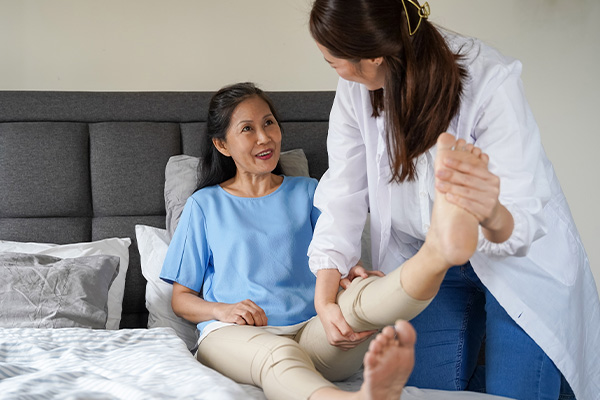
top-left (165, 149), bottom-right (310, 236)
top-left (0, 252), bottom-right (119, 329)
top-left (0, 237), bottom-right (131, 330)
top-left (135, 224), bottom-right (198, 350)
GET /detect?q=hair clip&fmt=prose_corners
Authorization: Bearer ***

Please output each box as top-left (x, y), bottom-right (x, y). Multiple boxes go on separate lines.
top-left (401, 0), bottom-right (430, 36)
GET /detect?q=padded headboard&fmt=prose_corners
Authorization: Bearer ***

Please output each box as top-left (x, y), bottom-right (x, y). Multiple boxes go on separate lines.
top-left (0, 90), bottom-right (335, 328)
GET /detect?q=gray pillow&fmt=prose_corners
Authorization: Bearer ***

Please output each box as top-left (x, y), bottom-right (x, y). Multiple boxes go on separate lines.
top-left (0, 252), bottom-right (120, 329)
top-left (164, 149), bottom-right (310, 237)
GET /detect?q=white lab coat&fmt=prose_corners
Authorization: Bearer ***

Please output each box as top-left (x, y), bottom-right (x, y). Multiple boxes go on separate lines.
top-left (308, 31), bottom-right (600, 399)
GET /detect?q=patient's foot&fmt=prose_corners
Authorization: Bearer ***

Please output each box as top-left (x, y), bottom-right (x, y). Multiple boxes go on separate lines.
top-left (360, 320), bottom-right (416, 400)
top-left (424, 133), bottom-right (479, 269)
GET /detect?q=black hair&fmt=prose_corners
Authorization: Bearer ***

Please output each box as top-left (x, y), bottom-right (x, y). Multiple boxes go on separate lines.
top-left (196, 82), bottom-right (284, 191)
top-left (310, 0), bottom-right (467, 182)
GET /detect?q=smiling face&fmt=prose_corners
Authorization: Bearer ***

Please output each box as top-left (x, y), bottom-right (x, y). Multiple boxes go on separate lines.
top-left (212, 95), bottom-right (282, 179)
top-left (316, 43), bottom-right (386, 91)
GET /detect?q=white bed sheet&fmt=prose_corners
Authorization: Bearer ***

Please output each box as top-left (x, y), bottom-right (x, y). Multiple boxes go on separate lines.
top-left (0, 327), bottom-right (512, 400)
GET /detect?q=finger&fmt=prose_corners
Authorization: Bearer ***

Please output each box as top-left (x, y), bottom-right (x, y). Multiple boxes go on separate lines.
top-left (368, 270), bottom-right (385, 277)
top-left (445, 192), bottom-right (492, 222)
top-left (356, 267), bottom-right (369, 278)
top-left (442, 156), bottom-right (489, 180)
top-left (471, 147), bottom-right (482, 158)
top-left (340, 278), bottom-right (352, 290)
top-left (352, 329), bottom-right (378, 342)
top-left (240, 310), bottom-right (255, 326)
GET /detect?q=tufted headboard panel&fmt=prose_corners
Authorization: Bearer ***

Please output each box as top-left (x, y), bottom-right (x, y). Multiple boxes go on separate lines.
top-left (0, 91), bottom-right (335, 328)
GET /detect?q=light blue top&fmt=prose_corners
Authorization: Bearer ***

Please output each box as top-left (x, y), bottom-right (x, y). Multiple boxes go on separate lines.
top-left (160, 176), bottom-right (320, 335)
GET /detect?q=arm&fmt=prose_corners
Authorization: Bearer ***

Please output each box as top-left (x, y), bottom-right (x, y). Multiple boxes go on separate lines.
top-left (308, 80), bottom-right (374, 348)
top-left (437, 65), bottom-right (550, 256)
top-left (435, 142), bottom-right (514, 243)
top-left (171, 282), bottom-right (267, 326)
top-left (315, 269), bottom-right (376, 350)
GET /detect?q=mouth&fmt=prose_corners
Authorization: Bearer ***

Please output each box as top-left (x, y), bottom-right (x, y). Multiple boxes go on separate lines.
top-left (255, 149), bottom-right (274, 160)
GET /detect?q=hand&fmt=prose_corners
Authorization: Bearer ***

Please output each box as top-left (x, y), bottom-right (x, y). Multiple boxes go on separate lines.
top-left (318, 302), bottom-right (377, 350)
top-left (215, 299), bottom-right (268, 326)
top-left (434, 139), bottom-right (502, 229)
top-left (340, 264), bottom-right (385, 290)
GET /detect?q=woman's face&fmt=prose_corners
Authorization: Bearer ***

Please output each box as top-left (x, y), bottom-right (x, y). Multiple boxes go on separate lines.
top-left (213, 95), bottom-right (282, 178)
top-left (316, 43), bottom-right (386, 91)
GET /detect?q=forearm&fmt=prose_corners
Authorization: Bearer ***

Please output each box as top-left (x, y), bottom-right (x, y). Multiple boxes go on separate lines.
top-left (171, 290), bottom-right (222, 324)
top-left (481, 203), bottom-right (514, 243)
top-left (314, 269), bottom-right (342, 313)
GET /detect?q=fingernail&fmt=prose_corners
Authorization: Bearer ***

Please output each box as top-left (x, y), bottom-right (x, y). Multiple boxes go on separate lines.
top-left (436, 169), bottom-right (450, 178)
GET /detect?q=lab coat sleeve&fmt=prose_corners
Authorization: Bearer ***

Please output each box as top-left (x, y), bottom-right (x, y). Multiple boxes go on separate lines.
top-left (471, 64), bottom-right (550, 257)
top-left (308, 79), bottom-right (369, 277)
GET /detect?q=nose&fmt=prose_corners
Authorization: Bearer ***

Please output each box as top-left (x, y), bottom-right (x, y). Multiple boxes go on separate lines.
top-left (256, 127), bottom-right (270, 144)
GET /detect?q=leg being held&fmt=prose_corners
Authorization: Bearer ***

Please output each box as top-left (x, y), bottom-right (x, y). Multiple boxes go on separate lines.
top-left (310, 320), bottom-right (416, 400)
top-left (400, 133), bottom-right (480, 301)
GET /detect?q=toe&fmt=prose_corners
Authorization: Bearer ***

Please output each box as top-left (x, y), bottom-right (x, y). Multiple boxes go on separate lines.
top-left (436, 132), bottom-right (456, 151)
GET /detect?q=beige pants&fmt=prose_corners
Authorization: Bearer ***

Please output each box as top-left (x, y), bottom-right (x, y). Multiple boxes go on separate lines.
top-left (197, 266), bottom-right (432, 400)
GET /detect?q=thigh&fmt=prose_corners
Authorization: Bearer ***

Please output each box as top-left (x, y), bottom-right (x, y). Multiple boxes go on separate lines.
top-left (198, 325), bottom-right (334, 400)
top-left (197, 325), bottom-right (287, 385)
top-left (406, 264), bottom-right (486, 390)
top-left (484, 290), bottom-right (562, 400)
top-left (295, 315), bottom-right (371, 382)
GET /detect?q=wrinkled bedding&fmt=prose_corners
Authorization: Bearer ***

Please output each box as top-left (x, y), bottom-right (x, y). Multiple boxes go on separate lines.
top-left (0, 327), bottom-right (513, 400)
top-left (0, 327), bottom-right (263, 400)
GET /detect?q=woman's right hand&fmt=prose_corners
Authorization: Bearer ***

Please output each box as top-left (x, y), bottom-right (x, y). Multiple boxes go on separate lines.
top-left (318, 302), bottom-right (377, 350)
top-left (215, 299), bottom-right (268, 326)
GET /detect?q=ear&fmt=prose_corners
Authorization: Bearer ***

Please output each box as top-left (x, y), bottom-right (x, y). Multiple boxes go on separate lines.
top-left (212, 137), bottom-right (231, 157)
top-left (371, 57), bottom-right (384, 67)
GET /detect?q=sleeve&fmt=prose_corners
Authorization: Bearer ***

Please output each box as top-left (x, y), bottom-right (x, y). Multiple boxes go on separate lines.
top-left (471, 65), bottom-right (550, 257)
top-left (308, 79), bottom-right (370, 277)
top-left (160, 196), bottom-right (211, 291)
top-left (307, 178), bottom-right (322, 230)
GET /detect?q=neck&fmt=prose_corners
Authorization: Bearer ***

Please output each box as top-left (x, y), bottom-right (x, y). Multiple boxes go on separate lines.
top-left (220, 173), bottom-right (283, 198)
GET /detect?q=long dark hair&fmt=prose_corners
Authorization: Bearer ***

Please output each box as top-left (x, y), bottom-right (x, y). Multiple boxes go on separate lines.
top-left (197, 82), bottom-right (284, 191)
top-left (310, 0), bottom-right (467, 182)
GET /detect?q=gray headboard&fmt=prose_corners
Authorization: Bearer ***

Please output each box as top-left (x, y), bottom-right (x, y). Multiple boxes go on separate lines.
top-left (0, 90), bottom-right (335, 328)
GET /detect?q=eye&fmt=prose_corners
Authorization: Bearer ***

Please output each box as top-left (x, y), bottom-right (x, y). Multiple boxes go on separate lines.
top-left (265, 119), bottom-right (275, 127)
top-left (241, 125), bottom-right (252, 133)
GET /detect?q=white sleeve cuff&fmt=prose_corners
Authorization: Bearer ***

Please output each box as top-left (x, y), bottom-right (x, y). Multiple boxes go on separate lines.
top-left (476, 204), bottom-right (533, 257)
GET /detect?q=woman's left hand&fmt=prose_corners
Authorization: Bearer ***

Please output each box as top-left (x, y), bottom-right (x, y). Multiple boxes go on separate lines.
top-left (340, 264), bottom-right (385, 290)
top-left (435, 139), bottom-right (513, 242)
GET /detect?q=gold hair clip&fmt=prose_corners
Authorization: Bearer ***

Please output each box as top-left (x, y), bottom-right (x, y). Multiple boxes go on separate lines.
top-left (401, 0), bottom-right (430, 36)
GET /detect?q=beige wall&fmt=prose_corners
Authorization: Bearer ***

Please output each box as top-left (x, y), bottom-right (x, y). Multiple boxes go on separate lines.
top-left (1, 0), bottom-right (599, 292)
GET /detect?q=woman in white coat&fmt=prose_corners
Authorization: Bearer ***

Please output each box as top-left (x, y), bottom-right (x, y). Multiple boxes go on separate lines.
top-left (307, 1), bottom-right (600, 399)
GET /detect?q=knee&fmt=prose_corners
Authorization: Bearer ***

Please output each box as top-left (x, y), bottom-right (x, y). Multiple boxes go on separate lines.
top-left (258, 340), bottom-right (315, 376)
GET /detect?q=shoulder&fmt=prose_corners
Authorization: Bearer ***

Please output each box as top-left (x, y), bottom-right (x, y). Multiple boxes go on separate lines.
top-left (186, 185), bottom-right (223, 211)
top-left (281, 176), bottom-right (319, 198)
top-left (443, 29), bottom-right (522, 91)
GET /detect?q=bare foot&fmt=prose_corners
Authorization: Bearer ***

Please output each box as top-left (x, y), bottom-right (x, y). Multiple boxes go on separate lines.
top-left (360, 320), bottom-right (416, 400)
top-left (424, 133), bottom-right (479, 268)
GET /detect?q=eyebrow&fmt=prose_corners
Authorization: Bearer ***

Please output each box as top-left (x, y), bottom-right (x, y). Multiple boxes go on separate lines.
top-left (236, 113), bottom-right (274, 126)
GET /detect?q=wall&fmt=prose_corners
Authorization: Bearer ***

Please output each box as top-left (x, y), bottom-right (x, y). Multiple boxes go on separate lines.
top-left (1, 0), bottom-right (598, 292)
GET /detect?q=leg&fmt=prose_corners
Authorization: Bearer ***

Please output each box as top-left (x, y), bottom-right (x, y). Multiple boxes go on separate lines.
top-left (484, 290), bottom-right (562, 399)
top-left (197, 325), bottom-right (336, 400)
top-left (310, 321), bottom-right (416, 400)
top-left (300, 133), bottom-right (482, 381)
top-left (406, 263), bottom-right (486, 390)
top-left (400, 133), bottom-right (480, 302)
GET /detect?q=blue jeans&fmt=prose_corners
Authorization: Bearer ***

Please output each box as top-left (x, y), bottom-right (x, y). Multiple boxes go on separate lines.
top-left (406, 263), bottom-right (575, 400)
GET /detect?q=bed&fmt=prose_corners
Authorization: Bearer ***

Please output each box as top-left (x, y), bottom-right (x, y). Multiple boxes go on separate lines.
top-left (0, 90), bottom-right (511, 399)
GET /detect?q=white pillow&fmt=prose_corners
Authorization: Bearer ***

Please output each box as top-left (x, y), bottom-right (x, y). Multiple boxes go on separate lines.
top-left (135, 224), bottom-right (199, 350)
top-left (0, 238), bottom-right (131, 330)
